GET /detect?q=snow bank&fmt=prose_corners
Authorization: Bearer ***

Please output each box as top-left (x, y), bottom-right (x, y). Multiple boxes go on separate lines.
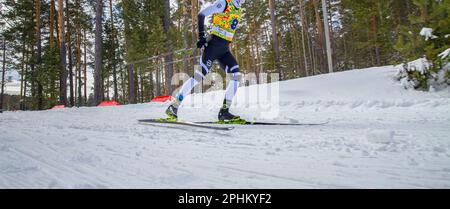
top-left (395, 57), bottom-right (450, 92)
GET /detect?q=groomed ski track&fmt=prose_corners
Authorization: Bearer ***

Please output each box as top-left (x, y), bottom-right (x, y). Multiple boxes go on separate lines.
top-left (1, 66), bottom-right (450, 188)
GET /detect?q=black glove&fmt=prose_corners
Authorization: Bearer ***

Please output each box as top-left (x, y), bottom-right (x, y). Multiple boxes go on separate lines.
top-left (196, 32), bottom-right (207, 49)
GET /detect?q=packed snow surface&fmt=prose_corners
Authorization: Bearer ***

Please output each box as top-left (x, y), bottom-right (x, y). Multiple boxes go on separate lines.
top-left (1, 66), bottom-right (450, 188)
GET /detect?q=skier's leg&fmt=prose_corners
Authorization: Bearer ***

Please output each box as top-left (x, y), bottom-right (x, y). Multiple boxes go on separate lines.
top-left (219, 51), bottom-right (241, 108)
top-left (175, 44), bottom-right (218, 102)
top-left (217, 51), bottom-right (242, 121)
top-left (166, 40), bottom-right (224, 118)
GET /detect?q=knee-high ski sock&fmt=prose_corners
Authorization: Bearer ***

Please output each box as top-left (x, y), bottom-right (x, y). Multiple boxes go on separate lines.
top-left (224, 80), bottom-right (240, 108)
top-left (174, 78), bottom-right (200, 107)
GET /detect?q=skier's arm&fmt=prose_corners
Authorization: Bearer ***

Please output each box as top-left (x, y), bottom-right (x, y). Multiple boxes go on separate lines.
top-left (198, 0), bottom-right (227, 35)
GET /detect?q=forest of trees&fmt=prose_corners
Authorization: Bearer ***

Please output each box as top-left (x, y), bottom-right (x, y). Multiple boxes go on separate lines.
top-left (0, 0), bottom-right (449, 111)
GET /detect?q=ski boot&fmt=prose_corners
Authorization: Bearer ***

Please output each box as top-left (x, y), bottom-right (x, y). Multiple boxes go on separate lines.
top-left (218, 107), bottom-right (246, 124)
top-left (164, 105), bottom-right (178, 121)
top-left (164, 97), bottom-right (182, 121)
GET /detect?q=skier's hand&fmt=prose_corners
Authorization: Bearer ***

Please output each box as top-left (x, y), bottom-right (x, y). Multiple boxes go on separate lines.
top-left (196, 32), bottom-right (207, 49)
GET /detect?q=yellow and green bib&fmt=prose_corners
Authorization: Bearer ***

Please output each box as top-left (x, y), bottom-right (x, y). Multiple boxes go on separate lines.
top-left (210, 0), bottom-right (242, 42)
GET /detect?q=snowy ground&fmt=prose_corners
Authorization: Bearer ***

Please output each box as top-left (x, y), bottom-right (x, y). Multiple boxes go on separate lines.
top-left (1, 66), bottom-right (450, 189)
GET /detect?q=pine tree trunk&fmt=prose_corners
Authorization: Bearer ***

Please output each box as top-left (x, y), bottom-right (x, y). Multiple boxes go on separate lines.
top-left (137, 67), bottom-right (141, 102)
top-left (94, 0), bottom-right (104, 105)
top-left (83, 28), bottom-right (87, 105)
top-left (310, 39), bottom-right (317, 75)
top-left (35, 0), bottom-right (44, 110)
top-left (253, 26), bottom-right (262, 79)
top-left (139, 67), bottom-right (144, 103)
top-left (134, 67), bottom-right (139, 100)
top-left (128, 64), bottom-right (136, 104)
top-left (124, 11), bottom-right (136, 104)
top-left (248, 33), bottom-right (256, 76)
top-left (191, 0), bottom-right (198, 67)
top-left (75, 66), bottom-right (77, 105)
top-left (76, 0), bottom-right (82, 107)
top-left (58, 0), bottom-right (68, 106)
top-left (234, 44), bottom-right (240, 69)
top-left (30, 32), bottom-right (35, 102)
top-left (305, 9), bottom-right (315, 75)
top-left (246, 45), bottom-right (251, 75)
top-left (163, 0), bottom-right (174, 95)
top-left (0, 37), bottom-right (5, 112)
top-left (182, 0), bottom-right (190, 74)
top-left (50, 0), bottom-right (56, 49)
top-left (299, 0), bottom-right (309, 77)
top-left (149, 67), bottom-right (154, 99)
top-left (20, 36), bottom-right (26, 110)
top-left (312, 0), bottom-right (325, 51)
top-left (24, 47), bottom-right (30, 110)
top-left (343, 33), bottom-right (348, 70)
top-left (121, 66), bottom-right (126, 103)
top-left (322, 0), bottom-right (333, 73)
top-left (371, 15), bottom-right (381, 66)
top-left (268, 0), bottom-right (282, 80)
top-left (66, 0), bottom-right (74, 107)
top-left (106, 76), bottom-right (110, 101)
top-left (291, 23), bottom-right (301, 76)
top-left (108, 0), bottom-right (118, 102)
top-left (156, 65), bottom-right (161, 96)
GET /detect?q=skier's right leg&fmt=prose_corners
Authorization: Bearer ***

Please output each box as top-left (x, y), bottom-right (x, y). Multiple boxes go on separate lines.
top-left (165, 69), bottom-right (204, 119)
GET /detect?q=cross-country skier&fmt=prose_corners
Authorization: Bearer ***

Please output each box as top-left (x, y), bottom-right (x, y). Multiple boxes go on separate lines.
top-left (165, 0), bottom-right (245, 122)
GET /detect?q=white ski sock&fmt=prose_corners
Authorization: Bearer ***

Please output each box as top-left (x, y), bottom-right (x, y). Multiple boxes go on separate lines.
top-left (176, 78), bottom-right (200, 102)
top-left (224, 80), bottom-right (239, 107)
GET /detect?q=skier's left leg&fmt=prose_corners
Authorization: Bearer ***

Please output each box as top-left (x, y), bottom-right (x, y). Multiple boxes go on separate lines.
top-left (217, 51), bottom-right (242, 121)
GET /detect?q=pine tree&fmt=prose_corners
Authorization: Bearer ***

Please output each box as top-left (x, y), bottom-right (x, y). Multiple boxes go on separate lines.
top-left (268, 0), bottom-right (282, 80)
top-left (0, 35), bottom-right (5, 112)
top-left (163, 0), bottom-right (174, 95)
top-left (58, 0), bottom-right (68, 106)
top-left (94, 0), bottom-right (104, 105)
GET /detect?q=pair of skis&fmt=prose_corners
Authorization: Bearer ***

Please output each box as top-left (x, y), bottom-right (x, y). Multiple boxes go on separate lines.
top-left (138, 119), bottom-right (329, 131)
